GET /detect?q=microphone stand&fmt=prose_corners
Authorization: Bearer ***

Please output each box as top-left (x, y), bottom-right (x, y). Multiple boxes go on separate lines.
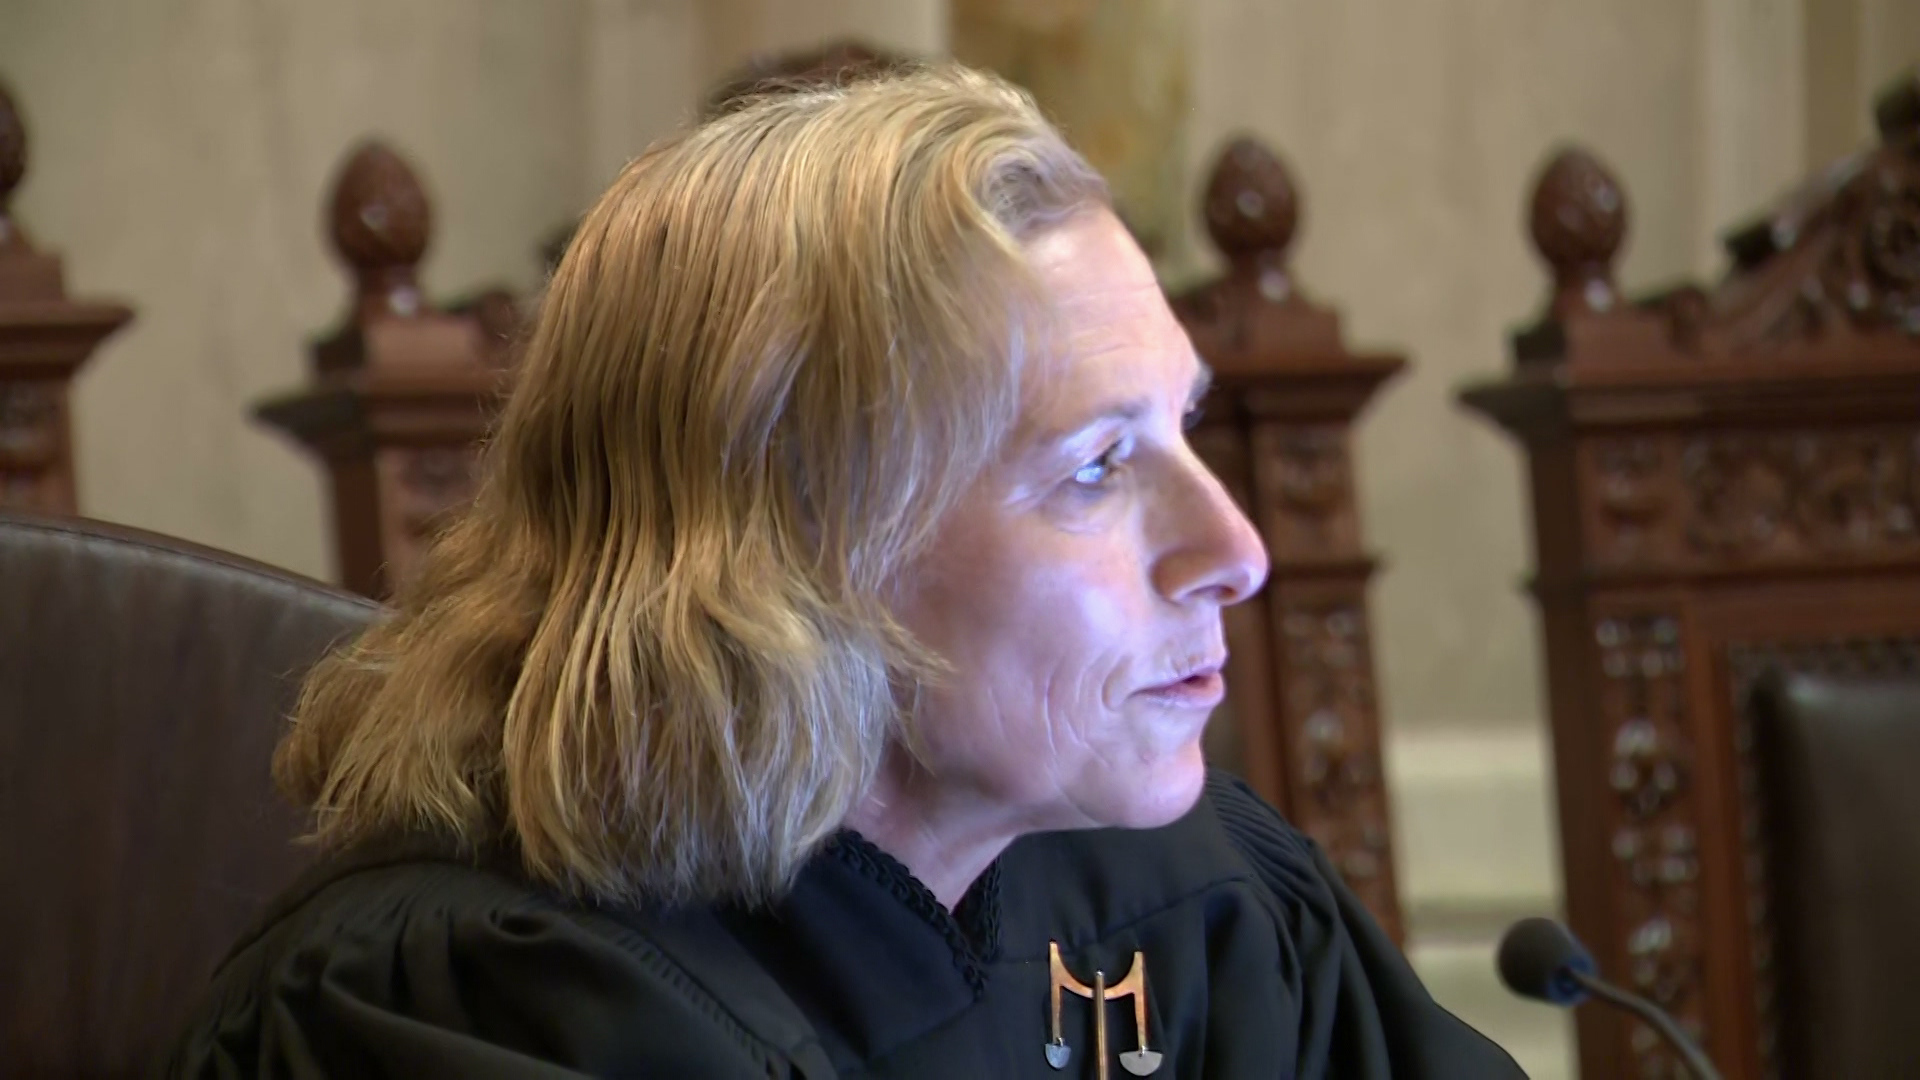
top-left (1568, 971), bottom-right (1723, 1080)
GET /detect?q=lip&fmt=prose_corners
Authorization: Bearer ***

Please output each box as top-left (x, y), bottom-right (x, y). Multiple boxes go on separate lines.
top-left (1137, 663), bottom-right (1228, 709)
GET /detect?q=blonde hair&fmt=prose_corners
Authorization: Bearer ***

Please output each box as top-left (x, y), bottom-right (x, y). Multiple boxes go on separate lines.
top-left (275, 64), bottom-right (1108, 904)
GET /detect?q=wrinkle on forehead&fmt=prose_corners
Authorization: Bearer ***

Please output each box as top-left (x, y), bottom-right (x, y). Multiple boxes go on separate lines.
top-left (1024, 216), bottom-right (1164, 320)
top-left (1012, 213), bottom-right (1199, 451)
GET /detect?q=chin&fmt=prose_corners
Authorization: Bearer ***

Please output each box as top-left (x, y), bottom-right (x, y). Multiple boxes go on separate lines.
top-left (1104, 739), bottom-right (1208, 830)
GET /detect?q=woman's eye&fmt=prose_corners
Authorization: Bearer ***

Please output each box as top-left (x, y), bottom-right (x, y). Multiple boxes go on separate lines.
top-left (1072, 446), bottom-right (1122, 489)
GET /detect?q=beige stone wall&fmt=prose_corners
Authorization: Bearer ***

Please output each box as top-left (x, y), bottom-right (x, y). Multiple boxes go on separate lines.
top-left (703, 0), bottom-right (947, 85)
top-left (582, 0), bottom-right (704, 198)
top-left (583, 0), bottom-right (947, 194)
top-left (1807, 0), bottom-right (1920, 166)
top-left (0, 0), bottom-right (588, 580)
top-left (1860, 0), bottom-right (1920, 104)
top-left (952, 0), bottom-right (1191, 265)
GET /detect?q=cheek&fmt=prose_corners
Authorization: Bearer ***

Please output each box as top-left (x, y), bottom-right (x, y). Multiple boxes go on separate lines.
top-left (974, 542), bottom-right (1138, 679)
top-left (910, 510), bottom-right (1134, 649)
top-left (917, 541), bottom-right (1148, 756)
top-left (894, 526), bottom-right (1136, 718)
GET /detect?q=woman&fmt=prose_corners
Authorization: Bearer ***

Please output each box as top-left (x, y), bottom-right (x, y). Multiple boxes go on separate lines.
top-left (170, 66), bottom-right (1524, 1078)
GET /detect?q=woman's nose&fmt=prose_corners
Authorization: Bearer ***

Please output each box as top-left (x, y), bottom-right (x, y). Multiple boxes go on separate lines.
top-left (1154, 463), bottom-right (1270, 607)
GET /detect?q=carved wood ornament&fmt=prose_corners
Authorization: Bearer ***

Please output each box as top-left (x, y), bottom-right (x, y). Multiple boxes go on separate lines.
top-left (256, 142), bottom-right (510, 598)
top-left (1173, 138), bottom-right (1406, 941)
top-left (0, 78), bottom-right (133, 514)
top-left (1463, 72), bottom-right (1920, 1080)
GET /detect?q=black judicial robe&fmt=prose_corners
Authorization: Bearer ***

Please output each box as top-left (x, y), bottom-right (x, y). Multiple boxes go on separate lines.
top-left (166, 772), bottom-right (1527, 1078)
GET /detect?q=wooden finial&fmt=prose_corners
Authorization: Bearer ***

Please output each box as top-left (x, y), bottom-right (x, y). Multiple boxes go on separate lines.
top-left (541, 218), bottom-right (577, 277)
top-left (447, 286), bottom-right (523, 368)
top-left (0, 80), bottom-right (28, 249)
top-left (1874, 67), bottom-right (1920, 144)
top-left (1528, 147), bottom-right (1628, 320)
top-left (1173, 136), bottom-right (1353, 362)
top-left (1202, 137), bottom-right (1300, 303)
top-left (327, 141), bottom-right (431, 324)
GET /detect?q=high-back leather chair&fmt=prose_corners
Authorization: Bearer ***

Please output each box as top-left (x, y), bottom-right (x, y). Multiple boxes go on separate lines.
top-left (0, 513), bottom-right (379, 1076)
top-left (1750, 671), bottom-right (1920, 1079)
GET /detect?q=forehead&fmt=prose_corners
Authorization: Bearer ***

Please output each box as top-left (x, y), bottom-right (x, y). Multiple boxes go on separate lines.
top-left (1020, 213), bottom-right (1196, 415)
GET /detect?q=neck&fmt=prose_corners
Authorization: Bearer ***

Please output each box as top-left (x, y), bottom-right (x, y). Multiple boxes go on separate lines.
top-left (842, 755), bottom-right (1023, 910)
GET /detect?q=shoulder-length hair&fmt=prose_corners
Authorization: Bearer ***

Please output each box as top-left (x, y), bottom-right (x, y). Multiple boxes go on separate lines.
top-left (274, 65), bottom-right (1108, 905)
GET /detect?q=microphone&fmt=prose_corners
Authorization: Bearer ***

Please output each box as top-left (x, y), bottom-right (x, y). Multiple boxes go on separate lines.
top-left (1496, 917), bottom-right (1723, 1080)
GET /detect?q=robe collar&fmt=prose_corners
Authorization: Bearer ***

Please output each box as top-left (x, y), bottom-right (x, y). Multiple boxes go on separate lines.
top-left (718, 829), bottom-right (1003, 1066)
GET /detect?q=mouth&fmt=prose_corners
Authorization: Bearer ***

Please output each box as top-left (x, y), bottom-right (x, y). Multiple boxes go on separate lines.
top-left (1137, 659), bottom-right (1228, 710)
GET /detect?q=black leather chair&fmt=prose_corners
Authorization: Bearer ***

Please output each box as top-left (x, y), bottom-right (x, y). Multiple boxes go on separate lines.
top-left (0, 513), bottom-right (379, 1076)
top-left (1750, 670), bottom-right (1920, 1079)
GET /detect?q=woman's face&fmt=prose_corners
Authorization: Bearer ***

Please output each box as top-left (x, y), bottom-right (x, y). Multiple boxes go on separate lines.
top-left (895, 209), bottom-right (1269, 835)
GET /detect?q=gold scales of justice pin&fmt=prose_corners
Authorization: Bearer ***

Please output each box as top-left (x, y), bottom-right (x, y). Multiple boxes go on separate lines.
top-left (1046, 941), bottom-right (1163, 1077)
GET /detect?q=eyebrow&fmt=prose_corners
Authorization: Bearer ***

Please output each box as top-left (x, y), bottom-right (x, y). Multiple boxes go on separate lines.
top-left (1029, 358), bottom-right (1214, 450)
